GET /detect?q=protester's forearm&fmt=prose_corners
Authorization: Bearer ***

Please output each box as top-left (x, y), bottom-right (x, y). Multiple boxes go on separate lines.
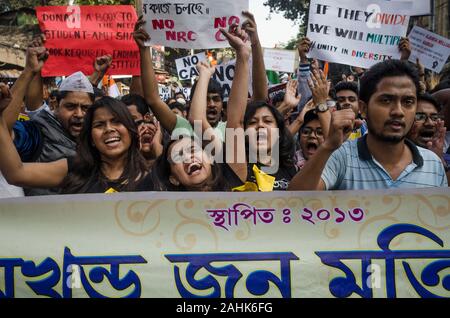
top-left (288, 117), bottom-right (304, 136)
top-left (130, 76), bottom-right (144, 97)
top-left (318, 111), bottom-right (331, 139)
top-left (288, 145), bottom-right (333, 190)
top-left (89, 70), bottom-right (104, 87)
top-left (140, 47), bottom-right (176, 132)
top-left (5, 69), bottom-right (35, 134)
top-left (188, 74), bottom-right (211, 131)
top-left (227, 51), bottom-right (249, 129)
top-left (24, 73), bottom-right (44, 112)
top-left (251, 41), bottom-right (268, 102)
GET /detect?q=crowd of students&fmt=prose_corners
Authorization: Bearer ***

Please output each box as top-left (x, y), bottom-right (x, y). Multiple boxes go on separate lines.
top-left (0, 10), bottom-right (449, 198)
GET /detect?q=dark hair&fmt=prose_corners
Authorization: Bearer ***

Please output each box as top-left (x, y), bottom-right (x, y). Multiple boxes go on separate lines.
top-left (418, 93), bottom-right (442, 113)
top-left (271, 92), bottom-right (285, 106)
top-left (149, 137), bottom-right (229, 191)
top-left (359, 60), bottom-right (420, 104)
top-left (190, 78), bottom-right (224, 101)
top-left (121, 93), bottom-right (151, 116)
top-left (244, 101), bottom-right (295, 169)
top-left (301, 110), bottom-right (319, 130)
top-left (334, 81), bottom-right (359, 97)
top-left (169, 101), bottom-right (186, 112)
top-left (56, 90), bottom-right (95, 104)
top-left (93, 87), bottom-right (105, 99)
top-left (61, 97), bottom-right (148, 193)
top-left (49, 90), bottom-right (59, 99)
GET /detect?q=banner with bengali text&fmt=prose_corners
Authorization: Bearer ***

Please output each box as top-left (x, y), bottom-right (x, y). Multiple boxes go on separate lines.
top-left (0, 188), bottom-right (449, 298)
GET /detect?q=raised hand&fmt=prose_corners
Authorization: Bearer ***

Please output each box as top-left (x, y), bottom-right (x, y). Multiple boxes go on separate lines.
top-left (308, 69), bottom-right (329, 105)
top-left (25, 46), bottom-right (49, 74)
top-left (196, 61), bottom-right (216, 78)
top-left (297, 37), bottom-right (311, 63)
top-left (241, 11), bottom-right (258, 46)
top-left (94, 54), bottom-right (113, 73)
top-left (0, 83), bottom-right (12, 115)
top-left (283, 80), bottom-right (301, 110)
top-left (219, 23), bottom-right (251, 57)
top-left (427, 119), bottom-right (446, 158)
top-left (323, 109), bottom-right (357, 151)
top-left (399, 37), bottom-right (411, 61)
top-left (133, 16), bottom-right (150, 49)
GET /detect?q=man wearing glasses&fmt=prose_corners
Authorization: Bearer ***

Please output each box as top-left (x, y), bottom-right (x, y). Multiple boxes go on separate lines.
top-left (407, 93), bottom-right (449, 174)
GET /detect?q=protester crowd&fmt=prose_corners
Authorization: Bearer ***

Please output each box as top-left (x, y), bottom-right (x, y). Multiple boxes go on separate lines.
top-left (0, 9), bottom-right (449, 198)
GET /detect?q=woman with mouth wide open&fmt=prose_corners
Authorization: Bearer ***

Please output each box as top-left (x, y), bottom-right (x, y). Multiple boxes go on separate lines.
top-left (0, 96), bottom-right (148, 194)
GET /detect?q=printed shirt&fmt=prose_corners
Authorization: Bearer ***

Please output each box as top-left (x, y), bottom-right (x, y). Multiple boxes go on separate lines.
top-left (321, 135), bottom-right (448, 190)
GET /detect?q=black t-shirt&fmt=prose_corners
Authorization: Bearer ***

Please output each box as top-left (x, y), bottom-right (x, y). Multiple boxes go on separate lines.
top-left (245, 163), bottom-right (297, 191)
top-left (66, 156), bottom-right (131, 194)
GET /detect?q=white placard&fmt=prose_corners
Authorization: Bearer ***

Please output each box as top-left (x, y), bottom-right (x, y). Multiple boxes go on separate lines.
top-left (389, 0), bottom-right (431, 16)
top-left (408, 26), bottom-right (450, 74)
top-left (264, 48), bottom-right (298, 73)
top-left (307, 0), bottom-right (412, 69)
top-left (142, 0), bottom-right (249, 49)
top-left (175, 52), bottom-right (207, 80)
top-left (158, 84), bottom-right (171, 101)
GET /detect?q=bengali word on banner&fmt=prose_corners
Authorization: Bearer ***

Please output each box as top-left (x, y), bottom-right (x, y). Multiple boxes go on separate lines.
top-left (306, 0), bottom-right (412, 69)
top-left (0, 188), bottom-right (449, 298)
top-left (36, 5), bottom-right (140, 77)
top-left (141, 0), bottom-right (249, 49)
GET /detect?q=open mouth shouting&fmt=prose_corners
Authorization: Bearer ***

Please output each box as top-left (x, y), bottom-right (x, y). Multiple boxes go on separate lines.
top-left (417, 129), bottom-right (436, 145)
top-left (304, 140), bottom-right (319, 158)
top-left (184, 161), bottom-right (203, 177)
top-left (207, 108), bottom-right (218, 121)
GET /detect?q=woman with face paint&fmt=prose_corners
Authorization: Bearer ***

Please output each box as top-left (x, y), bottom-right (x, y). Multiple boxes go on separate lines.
top-left (0, 96), bottom-right (148, 194)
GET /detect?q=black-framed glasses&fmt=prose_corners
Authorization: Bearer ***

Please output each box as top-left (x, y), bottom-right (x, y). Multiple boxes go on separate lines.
top-left (415, 112), bottom-right (443, 123)
top-left (301, 127), bottom-right (323, 137)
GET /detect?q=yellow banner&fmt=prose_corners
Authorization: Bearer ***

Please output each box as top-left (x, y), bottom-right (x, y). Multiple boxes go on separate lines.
top-left (0, 189), bottom-right (449, 298)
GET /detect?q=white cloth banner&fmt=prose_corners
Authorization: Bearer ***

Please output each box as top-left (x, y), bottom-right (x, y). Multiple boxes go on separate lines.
top-left (264, 48), bottom-right (298, 73)
top-left (307, 0), bottom-right (412, 69)
top-left (408, 26), bottom-right (450, 73)
top-left (175, 52), bottom-right (206, 80)
top-left (142, 0), bottom-right (249, 49)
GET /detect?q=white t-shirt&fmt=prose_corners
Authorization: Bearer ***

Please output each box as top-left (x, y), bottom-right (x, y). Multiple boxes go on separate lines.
top-left (0, 172), bottom-right (24, 199)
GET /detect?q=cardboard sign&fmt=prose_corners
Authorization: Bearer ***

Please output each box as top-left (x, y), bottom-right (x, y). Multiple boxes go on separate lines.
top-left (306, 0), bottom-right (411, 69)
top-left (175, 52), bottom-right (207, 80)
top-left (264, 48), bottom-right (299, 73)
top-left (158, 84), bottom-right (171, 101)
top-left (408, 26), bottom-right (450, 73)
top-left (141, 0), bottom-right (249, 49)
top-left (36, 6), bottom-right (140, 77)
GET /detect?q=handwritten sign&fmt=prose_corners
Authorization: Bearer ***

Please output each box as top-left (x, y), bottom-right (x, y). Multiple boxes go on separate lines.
top-left (0, 188), bottom-right (449, 298)
top-left (158, 84), bottom-right (171, 101)
top-left (175, 52), bottom-right (206, 80)
top-left (408, 26), bottom-right (450, 73)
top-left (36, 6), bottom-right (140, 77)
top-left (306, 0), bottom-right (411, 69)
top-left (264, 48), bottom-right (298, 73)
top-left (141, 0), bottom-right (249, 49)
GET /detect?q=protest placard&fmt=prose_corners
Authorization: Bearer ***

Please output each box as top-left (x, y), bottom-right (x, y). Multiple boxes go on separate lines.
top-left (264, 48), bottom-right (298, 73)
top-left (175, 52), bottom-right (207, 80)
top-left (389, 0), bottom-right (431, 16)
top-left (1, 188), bottom-right (449, 298)
top-left (158, 84), bottom-right (171, 101)
top-left (36, 6), bottom-right (140, 77)
top-left (141, 0), bottom-right (249, 49)
top-left (306, 0), bottom-right (411, 69)
top-left (408, 26), bottom-right (450, 73)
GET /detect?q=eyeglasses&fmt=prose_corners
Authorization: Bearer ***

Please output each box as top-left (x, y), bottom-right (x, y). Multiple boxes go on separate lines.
top-left (301, 127), bottom-right (323, 137)
top-left (207, 95), bottom-right (222, 103)
top-left (415, 112), bottom-right (443, 123)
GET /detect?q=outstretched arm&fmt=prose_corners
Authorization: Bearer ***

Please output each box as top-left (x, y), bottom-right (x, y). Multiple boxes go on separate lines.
top-left (0, 97), bottom-right (68, 188)
top-left (133, 17), bottom-right (178, 132)
top-left (221, 24), bottom-right (251, 182)
top-left (242, 11), bottom-right (267, 102)
top-left (4, 45), bottom-right (48, 135)
top-left (188, 61), bottom-right (216, 134)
